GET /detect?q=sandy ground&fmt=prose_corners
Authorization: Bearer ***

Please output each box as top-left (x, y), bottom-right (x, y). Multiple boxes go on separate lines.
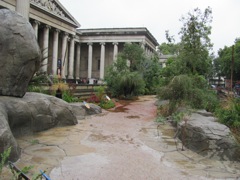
top-left (1, 96), bottom-right (240, 180)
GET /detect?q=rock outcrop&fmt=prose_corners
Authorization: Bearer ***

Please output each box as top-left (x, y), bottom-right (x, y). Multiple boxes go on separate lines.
top-left (0, 9), bottom-right (41, 97)
top-left (176, 110), bottom-right (240, 161)
top-left (0, 93), bottom-right (79, 161)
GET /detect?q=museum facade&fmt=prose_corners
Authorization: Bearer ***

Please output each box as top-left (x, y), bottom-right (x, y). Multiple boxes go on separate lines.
top-left (0, 0), bottom-right (159, 82)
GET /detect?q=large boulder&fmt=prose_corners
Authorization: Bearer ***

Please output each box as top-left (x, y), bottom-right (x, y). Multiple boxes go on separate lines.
top-left (177, 110), bottom-right (240, 161)
top-left (0, 9), bottom-right (41, 97)
top-left (0, 93), bottom-right (78, 161)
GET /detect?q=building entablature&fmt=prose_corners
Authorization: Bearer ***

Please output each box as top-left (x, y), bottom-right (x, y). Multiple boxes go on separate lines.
top-left (77, 27), bottom-right (159, 52)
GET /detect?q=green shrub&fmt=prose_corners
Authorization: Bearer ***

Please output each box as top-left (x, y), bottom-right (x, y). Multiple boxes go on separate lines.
top-left (157, 74), bottom-right (219, 114)
top-left (106, 70), bottom-right (145, 98)
top-left (215, 98), bottom-right (240, 128)
top-left (62, 91), bottom-right (78, 103)
top-left (99, 100), bottom-right (115, 109)
top-left (94, 86), bottom-right (106, 100)
top-left (27, 85), bottom-right (45, 93)
top-left (0, 147), bottom-right (11, 175)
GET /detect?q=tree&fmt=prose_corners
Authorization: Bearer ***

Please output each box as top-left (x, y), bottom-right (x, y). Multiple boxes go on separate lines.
top-left (157, 7), bottom-right (218, 115)
top-left (178, 6), bottom-right (213, 76)
top-left (120, 43), bottom-right (146, 71)
top-left (213, 38), bottom-right (240, 80)
top-left (158, 31), bottom-right (180, 55)
top-left (105, 43), bottom-right (162, 97)
top-left (105, 44), bottom-right (146, 97)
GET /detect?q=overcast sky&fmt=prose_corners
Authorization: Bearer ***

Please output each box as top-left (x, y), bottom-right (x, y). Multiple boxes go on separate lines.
top-left (59, 0), bottom-right (240, 56)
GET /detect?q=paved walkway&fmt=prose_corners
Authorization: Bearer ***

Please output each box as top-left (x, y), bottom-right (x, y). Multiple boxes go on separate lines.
top-left (4, 96), bottom-right (239, 179)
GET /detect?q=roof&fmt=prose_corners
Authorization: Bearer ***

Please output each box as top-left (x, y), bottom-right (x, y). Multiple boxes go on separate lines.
top-left (30, 0), bottom-right (80, 28)
top-left (77, 27), bottom-right (159, 46)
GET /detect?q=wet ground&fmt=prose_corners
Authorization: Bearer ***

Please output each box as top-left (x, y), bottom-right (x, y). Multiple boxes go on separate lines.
top-left (2, 96), bottom-right (240, 179)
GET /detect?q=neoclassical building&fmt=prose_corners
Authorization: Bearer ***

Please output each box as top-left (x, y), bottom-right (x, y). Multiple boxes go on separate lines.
top-left (0, 0), bottom-right (159, 83)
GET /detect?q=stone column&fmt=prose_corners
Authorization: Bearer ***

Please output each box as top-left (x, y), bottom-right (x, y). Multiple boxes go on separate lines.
top-left (41, 25), bottom-right (51, 73)
top-left (75, 43), bottom-right (81, 80)
top-left (141, 41), bottom-right (146, 49)
top-left (61, 32), bottom-right (68, 79)
top-left (52, 29), bottom-right (60, 76)
top-left (113, 42), bottom-right (118, 62)
top-left (68, 36), bottom-right (75, 79)
top-left (87, 42), bottom-right (93, 79)
top-left (100, 42), bottom-right (105, 80)
top-left (32, 20), bottom-right (40, 39)
top-left (16, 0), bottom-right (30, 19)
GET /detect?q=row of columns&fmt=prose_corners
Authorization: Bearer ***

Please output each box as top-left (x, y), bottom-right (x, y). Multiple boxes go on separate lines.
top-left (31, 20), bottom-right (121, 80)
top-left (32, 20), bottom-right (155, 81)
top-left (87, 42), bottom-right (119, 79)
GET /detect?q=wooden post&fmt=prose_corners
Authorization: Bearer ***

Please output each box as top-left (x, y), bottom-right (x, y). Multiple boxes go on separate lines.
top-left (231, 45), bottom-right (234, 92)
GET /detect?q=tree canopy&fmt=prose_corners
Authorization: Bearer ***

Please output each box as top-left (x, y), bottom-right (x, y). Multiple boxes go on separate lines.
top-left (213, 38), bottom-right (240, 81)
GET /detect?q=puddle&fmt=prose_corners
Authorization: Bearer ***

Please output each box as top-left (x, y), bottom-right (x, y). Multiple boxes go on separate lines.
top-left (108, 106), bottom-right (129, 112)
top-left (125, 115), bottom-right (140, 119)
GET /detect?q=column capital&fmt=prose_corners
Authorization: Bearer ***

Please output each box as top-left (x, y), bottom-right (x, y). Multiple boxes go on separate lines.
top-left (70, 34), bottom-right (76, 38)
top-left (100, 42), bottom-right (105, 46)
top-left (45, 25), bottom-right (51, 29)
top-left (62, 32), bottom-right (69, 37)
top-left (33, 20), bottom-right (40, 25)
top-left (54, 28), bottom-right (60, 33)
top-left (87, 42), bottom-right (93, 46)
top-left (112, 42), bottom-right (118, 45)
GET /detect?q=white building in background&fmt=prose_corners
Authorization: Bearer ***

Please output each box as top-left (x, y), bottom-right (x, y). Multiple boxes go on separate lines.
top-left (0, 0), bottom-right (159, 82)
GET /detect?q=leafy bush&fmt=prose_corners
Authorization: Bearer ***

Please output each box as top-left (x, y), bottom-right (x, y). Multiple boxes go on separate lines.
top-left (62, 91), bottom-right (78, 103)
top-left (215, 98), bottom-right (240, 128)
top-left (94, 86), bottom-right (106, 101)
top-left (106, 68), bottom-right (145, 98)
top-left (27, 85), bottom-right (45, 93)
top-left (157, 74), bottom-right (219, 114)
top-left (99, 100), bottom-right (115, 109)
top-left (0, 147), bottom-right (11, 175)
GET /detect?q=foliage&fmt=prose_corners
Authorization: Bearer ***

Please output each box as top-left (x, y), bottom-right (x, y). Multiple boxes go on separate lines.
top-left (215, 98), bottom-right (240, 128)
top-left (157, 7), bottom-right (217, 117)
top-left (141, 55), bottom-right (162, 94)
top-left (172, 111), bottom-right (186, 124)
top-left (158, 31), bottom-right (180, 55)
top-left (94, 86), bottom-right (106, 101)
top-left (105, 43), bottom-right (162, 97)
top-left (99, 100), bottom-right (115, 109)
top-left (213, 38), bottom-right (240, 80)
top-left (0, 147), bottom-right (11, 175)
top-left (0, 147), bottom-right (42, 179)
top-left (27, 85), bottom-right (45, 93)
top-left (120, 43), bottom-right (146, 71)
top-left (157, 74), bottom-right (219, 114)
top-left (105, 50), bottom-right (146, 98)
top-left (87, 93), bottom-right (100, 103)
top-left (155, 116), bottom-right (166, 123)
top-left (62, 90), bottom-right (78, 103)
top-left (51, 81), bottom-right (69, 92)
top-left (178, 7), bottom-right (213, 76)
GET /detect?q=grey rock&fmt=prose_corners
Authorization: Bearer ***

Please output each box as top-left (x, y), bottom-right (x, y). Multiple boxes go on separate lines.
top-left (0, 104), bottom-right (20, 161)
top-left (0, 93), bottom-right (78, 161)
top-left (177, 110), bottom-right (240, 161)
top-left (70, 102), bottom-right (102, 118)
top-left (0, 9), bottom-right (41, 97)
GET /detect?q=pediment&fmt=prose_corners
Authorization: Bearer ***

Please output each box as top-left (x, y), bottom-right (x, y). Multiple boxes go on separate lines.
top-left (30, 0), bottom-right (80, 27)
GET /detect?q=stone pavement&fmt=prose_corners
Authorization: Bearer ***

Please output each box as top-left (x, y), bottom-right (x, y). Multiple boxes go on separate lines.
top-left (2, 96), bottom-right (240, 179)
